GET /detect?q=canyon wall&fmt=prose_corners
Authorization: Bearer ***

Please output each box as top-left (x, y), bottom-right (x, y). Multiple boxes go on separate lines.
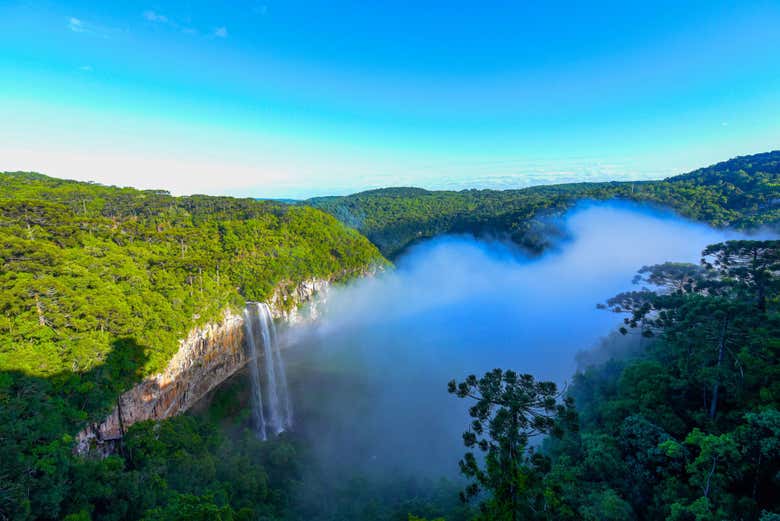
top-left (75, 277), bottom-right (332, 455)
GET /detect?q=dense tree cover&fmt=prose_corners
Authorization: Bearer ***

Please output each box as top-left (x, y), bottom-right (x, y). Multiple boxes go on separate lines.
top-left (448, 240), bottom-right (779, 520)
top-left (448, 370), bottom-right (577, 520)
top-left (2, 158), bottom-right (779, 520)
top-left (0, 172), bottom-right (385, 519)
top-left (310, 151), bottom-right (780, 257)
top-left (0, 170), bottom-right (384, 382)
top-left (1, 362), bottom-right (470, 521)
top-left (0, 171), bottom-right (385, 379)
top-left (1, 377), bottom-right (297, 521)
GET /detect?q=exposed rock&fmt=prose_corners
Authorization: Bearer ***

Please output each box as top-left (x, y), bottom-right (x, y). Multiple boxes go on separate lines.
top-left (75, 277), bottom-right (335, 456)
top-left (267, 277), bottom-right (332, 323)
top-left (75, 309), bottom-right (246, 455)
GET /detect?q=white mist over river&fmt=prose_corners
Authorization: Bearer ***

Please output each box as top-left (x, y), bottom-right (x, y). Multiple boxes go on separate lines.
top-left (282, 202), bottom-right (762, 478)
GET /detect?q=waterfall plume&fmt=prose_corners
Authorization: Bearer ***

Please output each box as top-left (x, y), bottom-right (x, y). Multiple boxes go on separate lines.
top-left (244, 302), bottom-right (293, 439)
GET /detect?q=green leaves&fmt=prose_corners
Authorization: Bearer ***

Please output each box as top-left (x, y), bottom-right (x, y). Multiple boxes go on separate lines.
top-left (449, 369), bottom-right (576, 519)
top-left (561, 239), bottom-right (780, 519)
top-left (0, 171), bottom-right (386, 521)
top-left (0, 171), bottom-right (385, 381)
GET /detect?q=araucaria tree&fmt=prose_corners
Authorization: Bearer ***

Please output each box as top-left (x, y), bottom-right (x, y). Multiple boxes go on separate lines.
top-left (585, 240), bottom-right (780, 519)
top-left (701, 240), bottom-right (780, 311)
top-left (448, 369), bottom-right (577, 520)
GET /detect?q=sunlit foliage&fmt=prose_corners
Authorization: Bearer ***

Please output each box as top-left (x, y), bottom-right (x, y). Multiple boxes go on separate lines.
top-left (312, 151), bottom-right (780, 257)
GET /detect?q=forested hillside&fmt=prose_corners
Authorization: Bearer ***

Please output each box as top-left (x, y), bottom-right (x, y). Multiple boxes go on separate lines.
top-left (6, 236), bottom-right (774, 521)
top-left (0, 171), bottom-right (385, 379)
top-left (0, 172), bottom-right (385, 519)
top-left (2, 159), bottom-right (778, 520)
top-left (310, 151), bottom-right (780, 257)
top-left (445, 240), bottom-right (780, 521)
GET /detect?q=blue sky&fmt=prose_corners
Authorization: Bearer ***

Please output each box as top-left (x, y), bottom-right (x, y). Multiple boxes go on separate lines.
top-left (2, 1), bottom-right (780, 198)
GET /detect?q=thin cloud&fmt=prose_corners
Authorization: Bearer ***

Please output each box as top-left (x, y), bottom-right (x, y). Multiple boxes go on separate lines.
top-left (143, 10), bottom-right (168, 23)
top-left (139, 7), bottom-right (226, 40)
top-left (78, 65), bottom-right (93, 72)
top-left (68, 17), bottom-right (85, 32)
top-left (142, 9), bottom-right (202, 35)
top-left (67, 16), bottom-right (113, 38)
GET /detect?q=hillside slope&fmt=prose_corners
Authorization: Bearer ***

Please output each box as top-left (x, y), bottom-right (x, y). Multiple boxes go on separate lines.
top-left (310, 151), bottom-right (780, 257)
top-left (0, 172), bottom-right (385, 412)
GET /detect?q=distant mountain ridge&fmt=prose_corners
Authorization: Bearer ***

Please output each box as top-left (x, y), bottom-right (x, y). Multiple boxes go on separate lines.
top-left (309, 150), bottom-right (780, 257)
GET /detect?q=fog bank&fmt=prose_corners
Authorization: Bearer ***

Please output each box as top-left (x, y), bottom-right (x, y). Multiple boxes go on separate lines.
top-left (283, 202), bottom-right (760, 478)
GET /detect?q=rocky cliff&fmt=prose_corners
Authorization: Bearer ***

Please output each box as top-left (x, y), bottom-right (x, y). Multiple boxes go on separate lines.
top-left (75, 277), bottom-right (333, 455)
top-left (267, 277), bottom-right (332, 323)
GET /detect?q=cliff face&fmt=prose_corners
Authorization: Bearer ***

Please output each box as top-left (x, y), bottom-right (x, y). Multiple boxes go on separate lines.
top-left (267, 277), bottom-right (332, 323)
top-left (75, 277), bottom-right (332, 456)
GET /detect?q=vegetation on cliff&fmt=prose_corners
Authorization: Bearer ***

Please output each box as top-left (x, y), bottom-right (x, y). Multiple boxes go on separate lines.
top-left (310, 151), bottom-right (780, 257)
top-left (0, 171), bottom-right (384, 519)
top-left (0, 171), bottom-right (385, 379)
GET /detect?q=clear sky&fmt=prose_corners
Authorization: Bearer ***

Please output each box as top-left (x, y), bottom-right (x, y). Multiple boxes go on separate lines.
top-left (2, 1), bottom-right (780, 198)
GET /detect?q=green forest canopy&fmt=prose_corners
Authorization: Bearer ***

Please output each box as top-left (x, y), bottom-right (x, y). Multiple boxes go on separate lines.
top-left (1, 152), bottom-right (779, 520)
top-left (444, 239), bottom-right (780, 521)
top-left (0, 171), bottom-right (385, 383)
top-left (4, 237), bottom-right (777, 520)
top-left (310, 150), bottom-right (780, 258)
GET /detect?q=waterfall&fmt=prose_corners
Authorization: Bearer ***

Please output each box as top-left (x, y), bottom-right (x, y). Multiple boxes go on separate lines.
top-left (255, 303), bottom-right (283, 434)
top-left (243, 306), bottom-right (268, 441)
top-left (244, 302), bottom-right (293, 439)
top-left (266, 304), bottom-right (293, 428)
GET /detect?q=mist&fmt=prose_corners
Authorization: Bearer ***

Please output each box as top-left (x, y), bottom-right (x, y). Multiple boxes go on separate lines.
top-left (281, 201), bottom-right (760, 481)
